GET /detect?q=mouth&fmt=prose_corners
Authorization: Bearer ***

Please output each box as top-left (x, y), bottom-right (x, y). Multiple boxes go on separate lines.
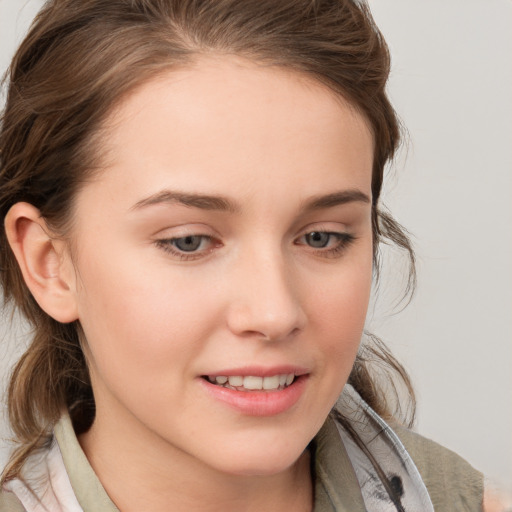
top-left (202, 373), bottom-right (297, 392)
top-left (200, 370), bottom-right (308, 416)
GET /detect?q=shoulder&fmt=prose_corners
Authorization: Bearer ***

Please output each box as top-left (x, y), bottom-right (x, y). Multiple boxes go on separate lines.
top-left (392, 424), bottom-right (484, 511)
top-left (0, 488), bottom-right (25, 512)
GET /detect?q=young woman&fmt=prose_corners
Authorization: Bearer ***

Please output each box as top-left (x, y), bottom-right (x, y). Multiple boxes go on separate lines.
top-left (0, 1), bottom-right (492, 510)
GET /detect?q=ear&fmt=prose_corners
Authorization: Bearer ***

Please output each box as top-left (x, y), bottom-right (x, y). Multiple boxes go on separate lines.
top-left (4, 202), bottom-right (79, 323)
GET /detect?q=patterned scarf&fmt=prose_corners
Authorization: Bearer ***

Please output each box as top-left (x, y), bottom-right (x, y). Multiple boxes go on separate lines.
top-left (336, 385), bottom-right (434, 511)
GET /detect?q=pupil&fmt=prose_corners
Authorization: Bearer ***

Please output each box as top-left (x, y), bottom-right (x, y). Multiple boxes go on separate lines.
top-left (307, 232), bottom-right (329, 248)
top-left (175, 236), bottom-right (202, 252)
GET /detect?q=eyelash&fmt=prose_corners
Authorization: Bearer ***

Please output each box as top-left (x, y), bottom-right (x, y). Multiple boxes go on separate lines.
top-left (155, 231), bottom-right (356, 261)
top-left (155, 235), bottom-right (218, 261)
top-left (295, 231), bottom-right (356, 258)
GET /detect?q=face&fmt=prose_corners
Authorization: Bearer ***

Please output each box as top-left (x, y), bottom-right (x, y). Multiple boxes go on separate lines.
top-left (69, 56), bottom-right (374, 477)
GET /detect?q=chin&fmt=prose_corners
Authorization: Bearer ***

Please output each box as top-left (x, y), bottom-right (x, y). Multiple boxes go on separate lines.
top-left (207, 442), bottom-right (309, 477)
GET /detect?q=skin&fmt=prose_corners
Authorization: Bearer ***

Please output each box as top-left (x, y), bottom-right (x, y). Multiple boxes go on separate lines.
top-left (7, 56), bottom-right (375, 511)
top-left (483, 487), bottom-right (512, 512)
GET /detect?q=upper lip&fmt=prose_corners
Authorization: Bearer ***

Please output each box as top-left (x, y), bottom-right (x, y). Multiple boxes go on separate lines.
top-left (201, 365), bottom-right (310, 378)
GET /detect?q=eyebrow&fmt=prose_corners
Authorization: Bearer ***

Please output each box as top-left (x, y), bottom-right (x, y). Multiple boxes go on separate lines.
top-left (302, 189), bottom-right (371, 211)
top-left (130, 188), bottom-right (370, 213)
top-left (131, 190), bottom-right (239, 213)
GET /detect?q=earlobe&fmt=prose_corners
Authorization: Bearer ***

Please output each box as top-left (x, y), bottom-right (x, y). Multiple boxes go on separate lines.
top-left (4, 202), bottom-right (79, 323)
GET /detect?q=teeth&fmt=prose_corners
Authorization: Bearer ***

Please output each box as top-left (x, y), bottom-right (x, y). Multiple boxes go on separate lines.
top-left (243, 376), bottom-right (263, 390)
top-left (228, 376), bottom-right (243, 387)
top-left (263, 375), bottom-right (280, 390)
top-left (208, 373), bottom-right (296, 391)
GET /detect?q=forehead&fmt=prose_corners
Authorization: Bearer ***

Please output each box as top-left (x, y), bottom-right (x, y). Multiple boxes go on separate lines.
top-left (84, 56), bottom-right (373, 209)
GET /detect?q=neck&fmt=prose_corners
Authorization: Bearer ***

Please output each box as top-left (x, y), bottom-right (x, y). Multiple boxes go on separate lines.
top-left (78, 403), bottom-right (313, 512)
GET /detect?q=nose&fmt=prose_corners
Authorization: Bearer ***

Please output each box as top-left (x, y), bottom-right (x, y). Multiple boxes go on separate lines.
top-left (225, 248), bottom-right (307, 342)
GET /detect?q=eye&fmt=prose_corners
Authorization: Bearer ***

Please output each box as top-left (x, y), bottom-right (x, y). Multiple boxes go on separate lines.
top-left (304, 231), bottom-right (332, 248)
top-left (171, 235), bottom-right (207, 252)
top-left (155, 234), bottom-right (218, 260)
top-left (296, 230), bottom-right (355, 258)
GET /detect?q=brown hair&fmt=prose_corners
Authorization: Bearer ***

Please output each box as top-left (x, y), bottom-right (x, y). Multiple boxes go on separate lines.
top-left (0, 0), bottom-right (415, 483)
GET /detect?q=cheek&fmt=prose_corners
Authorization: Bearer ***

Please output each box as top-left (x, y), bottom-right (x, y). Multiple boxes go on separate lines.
top-left (310, 246), bottom-right (373, 329)
top-left (315, 286), bottom-right (368, 368)
top-left (307, 250), bottom-right (373, 371)
top-left (74, 249), bottom-right (222, 385)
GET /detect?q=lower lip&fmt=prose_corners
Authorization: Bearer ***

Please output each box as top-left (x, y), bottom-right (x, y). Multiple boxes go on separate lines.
top-left (200, 375), bottom-right (308, 416)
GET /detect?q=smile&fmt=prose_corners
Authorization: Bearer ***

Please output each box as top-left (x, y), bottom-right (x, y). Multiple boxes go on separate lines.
top-left (200, 372), bottom-right (308, 416)
top-left (205, 374), bottom-right (296, 391)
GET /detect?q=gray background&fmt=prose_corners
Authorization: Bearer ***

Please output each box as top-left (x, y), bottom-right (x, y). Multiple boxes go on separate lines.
top-left (1, 0), bottom-right (511, 491)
